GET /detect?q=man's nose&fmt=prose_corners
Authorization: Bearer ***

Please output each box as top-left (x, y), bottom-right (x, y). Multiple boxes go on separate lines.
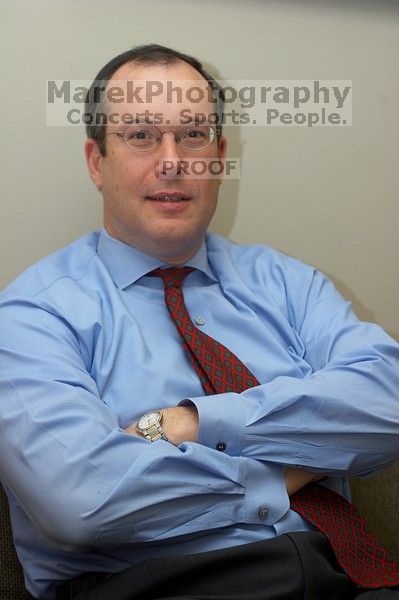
top-left (155, 132), bottom-right (184, 178)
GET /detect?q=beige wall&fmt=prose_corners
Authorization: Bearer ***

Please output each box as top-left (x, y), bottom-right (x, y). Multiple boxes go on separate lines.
top-left (1, 0), bottom-right (398, 338)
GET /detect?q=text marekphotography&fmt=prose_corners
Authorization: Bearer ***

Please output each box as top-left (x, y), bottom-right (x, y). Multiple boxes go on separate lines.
top-left (46, 79), bottom-right (352, 128)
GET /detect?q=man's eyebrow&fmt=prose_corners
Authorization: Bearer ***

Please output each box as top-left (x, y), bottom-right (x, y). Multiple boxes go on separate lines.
top-left (122, 116), bottom-right (153, 125)
top-left (122, 116), bottom-right (212, 127)
top-left (184, 118), bottom-right (210, 125)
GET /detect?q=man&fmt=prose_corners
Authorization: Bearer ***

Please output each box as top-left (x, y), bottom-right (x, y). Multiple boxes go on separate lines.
top-left (0, 44), bottom-right (398, 600)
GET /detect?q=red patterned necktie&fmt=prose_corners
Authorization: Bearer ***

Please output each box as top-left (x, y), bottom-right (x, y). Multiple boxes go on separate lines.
top-left (150, 266), bottom-right (399, 589)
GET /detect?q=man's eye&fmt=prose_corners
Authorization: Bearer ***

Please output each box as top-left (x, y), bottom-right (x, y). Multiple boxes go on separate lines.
top-left (186, 129), bottom-right (206, 138)
top-left (124, 128), bottom-right (158, 148)
top-left (130, 130), bottom-right (150, 140)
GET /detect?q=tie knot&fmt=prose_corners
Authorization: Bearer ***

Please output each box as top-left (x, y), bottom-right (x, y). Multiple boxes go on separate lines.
top-left (149, 266), bottom-right (195, 289)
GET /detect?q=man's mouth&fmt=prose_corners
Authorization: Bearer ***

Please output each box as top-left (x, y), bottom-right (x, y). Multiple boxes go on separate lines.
top-left (146, 193), bottom-right (191, 203)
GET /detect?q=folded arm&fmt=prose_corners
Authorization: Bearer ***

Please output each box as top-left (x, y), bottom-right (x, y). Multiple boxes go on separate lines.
top-left (184, 270), bottom-right (399, 476)
top-left (125, 407), bottom-right (320, 495)
top-left (0, 299), bottom-right (291, 551)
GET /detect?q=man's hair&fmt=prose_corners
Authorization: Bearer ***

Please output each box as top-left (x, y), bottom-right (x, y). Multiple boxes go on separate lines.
top-left (85, 43), bottom-right (225, 156)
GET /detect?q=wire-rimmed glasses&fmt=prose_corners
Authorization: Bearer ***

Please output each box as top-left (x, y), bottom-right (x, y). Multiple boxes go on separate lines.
top-left (105, 123), bottom-right (221, 152)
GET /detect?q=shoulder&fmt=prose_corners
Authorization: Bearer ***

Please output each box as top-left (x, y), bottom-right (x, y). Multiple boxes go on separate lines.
top-left (205, 233), bottom-right (326, 328)
top-left (206, 232), bottom-right (316, 287)
top-left (0, 231), bottom-right (100, 301)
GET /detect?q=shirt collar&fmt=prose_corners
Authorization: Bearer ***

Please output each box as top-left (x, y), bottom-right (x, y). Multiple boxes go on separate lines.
top-left (97, 228), bottom-right (217, 289)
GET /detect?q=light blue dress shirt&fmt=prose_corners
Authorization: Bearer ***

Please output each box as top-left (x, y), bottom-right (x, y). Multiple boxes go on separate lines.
top-left (0, 228), bottom-right (398, 599)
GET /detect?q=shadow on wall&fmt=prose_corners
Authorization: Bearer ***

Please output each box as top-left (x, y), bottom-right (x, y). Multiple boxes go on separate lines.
top-left (325, 271), bottom-right (398, 342)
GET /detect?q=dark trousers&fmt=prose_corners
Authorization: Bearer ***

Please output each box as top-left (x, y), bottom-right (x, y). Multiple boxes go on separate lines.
top-left (57, 532), bottom-right (399, 600)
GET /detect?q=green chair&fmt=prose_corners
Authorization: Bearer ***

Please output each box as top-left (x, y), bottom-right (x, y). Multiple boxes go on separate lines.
top-left (0, 484), bottom-right (33, 599)
top-left (350, 460), bottom-right (399, 562)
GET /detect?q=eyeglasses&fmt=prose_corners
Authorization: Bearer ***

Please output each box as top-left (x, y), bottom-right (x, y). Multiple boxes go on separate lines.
top-left (105, 123), bottom-right (221, 152)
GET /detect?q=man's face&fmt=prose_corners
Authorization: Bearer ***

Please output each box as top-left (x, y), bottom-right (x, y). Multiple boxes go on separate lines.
top-left (85, 60), bottom-right (227, 264)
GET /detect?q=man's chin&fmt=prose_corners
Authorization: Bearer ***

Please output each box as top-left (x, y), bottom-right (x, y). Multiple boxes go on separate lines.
top-left (147, 229), bottom-right (204, 264)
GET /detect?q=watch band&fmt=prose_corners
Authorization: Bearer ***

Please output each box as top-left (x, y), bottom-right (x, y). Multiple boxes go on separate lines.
top-left (137, 410), bottom-right (169, 442)
top-left (142, 422), bottom-right (168, 442)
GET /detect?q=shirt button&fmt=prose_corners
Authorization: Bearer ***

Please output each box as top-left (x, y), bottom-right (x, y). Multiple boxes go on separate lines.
top-left (195, 316), bottom-right (206, 326)
top-left (216, 442), bottom-right (226, 452)
top-left (258, 507), bottom-right (268, 520)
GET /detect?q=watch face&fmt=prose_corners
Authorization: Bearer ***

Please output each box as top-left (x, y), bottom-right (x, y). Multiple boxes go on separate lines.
top-left (138, 410), bottom-right (160, 430)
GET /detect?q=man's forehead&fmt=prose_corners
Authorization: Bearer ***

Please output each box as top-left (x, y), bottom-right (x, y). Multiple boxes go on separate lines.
top-left (102, 60), bottom-right (216, 122)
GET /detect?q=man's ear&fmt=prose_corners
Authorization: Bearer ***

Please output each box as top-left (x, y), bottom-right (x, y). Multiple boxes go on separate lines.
top-left (217, 136), bottom-right (228, 186)
top-left (84, 138), bottom-right (103, 191)
top-left (217, 135), bottom-right (227, 161)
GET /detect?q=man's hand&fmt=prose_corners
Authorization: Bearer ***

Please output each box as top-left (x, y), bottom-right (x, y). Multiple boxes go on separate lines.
top-left (125, 406), bottom-right (199, 445)
top-left (285, 467), bottom-right (324, 496)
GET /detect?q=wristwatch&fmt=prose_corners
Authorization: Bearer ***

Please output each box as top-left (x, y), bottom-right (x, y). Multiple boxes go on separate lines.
top-left (136, 410), bottom-right (169, 442)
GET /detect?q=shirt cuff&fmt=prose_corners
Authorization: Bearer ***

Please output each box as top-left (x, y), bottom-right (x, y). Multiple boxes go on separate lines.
top-left (242, 458), bottom-right (290, 526)
top-left (180, 392), bottom-right (244, 456)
